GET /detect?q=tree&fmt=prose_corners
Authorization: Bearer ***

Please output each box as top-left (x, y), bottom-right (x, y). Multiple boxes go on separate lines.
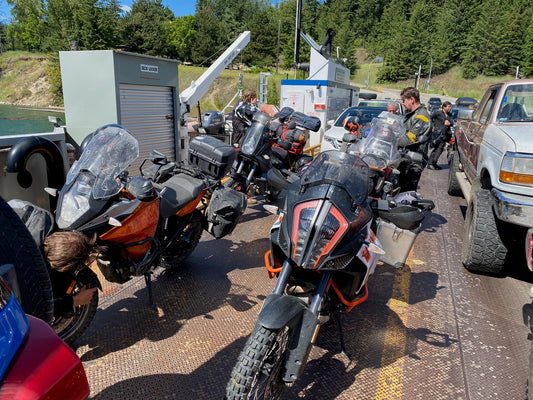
top-left (6, 0), bottom-right (45, 50)
top-left (119, 0), bottom-right (174, 56)
top-left (167, 15), bottom-right (196, 61)
top-left (243, 6), bottom-right (277, 68)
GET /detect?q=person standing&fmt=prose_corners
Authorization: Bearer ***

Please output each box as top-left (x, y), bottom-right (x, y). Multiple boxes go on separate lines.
top-left (397, 87), bottom-right (432, 191)
top-left (428, 101), bottom-right (453, 170)
top-left (231, 89), bottom-right (259, 147)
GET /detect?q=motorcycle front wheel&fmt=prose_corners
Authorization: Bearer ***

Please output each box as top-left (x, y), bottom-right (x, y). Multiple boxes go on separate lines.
top-left (226, 324), bottom-right (291, 400)
top-left (52, 268), bottom-right (99, 346)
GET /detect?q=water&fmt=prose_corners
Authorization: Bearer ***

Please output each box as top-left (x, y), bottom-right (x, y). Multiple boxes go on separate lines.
top-left (0, 104), bottom-right (65, 136)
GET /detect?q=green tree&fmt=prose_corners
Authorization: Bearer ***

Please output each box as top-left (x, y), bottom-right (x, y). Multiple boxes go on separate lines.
top-left (6, 0), bottom-right (45, 50)
top-left (167, 15), bottom-right (196, 61)
top-left (119, 0), bottom-right (174, 56)
top-left (243, 6), bottom-right (277, 68)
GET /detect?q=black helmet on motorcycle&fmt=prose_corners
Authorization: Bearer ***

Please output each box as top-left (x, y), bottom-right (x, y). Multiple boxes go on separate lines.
top-left (234, 102), bottom-right (259, 127)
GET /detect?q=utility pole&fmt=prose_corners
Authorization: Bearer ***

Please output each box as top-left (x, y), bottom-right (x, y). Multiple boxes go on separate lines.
top-left (276, 20), bottom-right (281, 74)
top-left (293, 0), bottom-right (302, 79)
top-left (422, 50), bottom-right (433, 92)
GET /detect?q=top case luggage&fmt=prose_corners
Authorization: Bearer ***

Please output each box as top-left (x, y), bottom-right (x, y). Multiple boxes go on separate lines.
top-left (188, 136), bottom-right (236, 180)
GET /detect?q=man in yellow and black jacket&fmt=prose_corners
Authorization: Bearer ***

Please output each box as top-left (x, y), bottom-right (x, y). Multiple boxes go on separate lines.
top-left (397, 87), bottom-right (432, 191)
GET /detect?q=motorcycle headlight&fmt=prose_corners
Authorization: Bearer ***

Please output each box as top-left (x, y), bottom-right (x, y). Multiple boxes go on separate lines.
top-left (291, 201), bottom-right (348, 269)
top-left (323, 135), bottom-right (341, 150)
top-left (499, 152), bottom-right (533, 187)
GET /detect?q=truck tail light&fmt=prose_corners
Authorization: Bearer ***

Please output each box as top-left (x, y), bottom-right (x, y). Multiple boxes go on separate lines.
top-left (314, 104), bottom-right (325, 110)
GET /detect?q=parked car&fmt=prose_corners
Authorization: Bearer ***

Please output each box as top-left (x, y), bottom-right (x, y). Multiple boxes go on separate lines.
top-left (0, 265), bottom-right (90, 400)
top-left (451, 96), bottom-right (478, 122)
top-left (427, 97), bottom-right (442, 113)
top-left (358, 99), bottom-right (403, 114)
top-left (447, 80), bottom-right (533, 274)
top-left (321, 106), bottom-right (388, 151)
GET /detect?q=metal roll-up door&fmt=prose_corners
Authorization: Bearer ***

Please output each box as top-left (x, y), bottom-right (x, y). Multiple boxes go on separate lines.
top-left (119, 84), bottom-right (176, 174)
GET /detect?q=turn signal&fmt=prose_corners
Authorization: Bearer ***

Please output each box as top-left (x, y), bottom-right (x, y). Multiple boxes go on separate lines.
top-left (499, 152), bottom-right (533, 186)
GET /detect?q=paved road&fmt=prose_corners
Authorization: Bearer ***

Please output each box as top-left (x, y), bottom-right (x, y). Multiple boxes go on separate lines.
top-left (360, 87), bottom-right (457, 107)
top-left (76, 154), bottom-right (533, 400)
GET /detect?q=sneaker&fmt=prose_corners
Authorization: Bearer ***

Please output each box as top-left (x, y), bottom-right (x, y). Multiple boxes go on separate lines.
top-left (428, 164), bottom-right (441, 170)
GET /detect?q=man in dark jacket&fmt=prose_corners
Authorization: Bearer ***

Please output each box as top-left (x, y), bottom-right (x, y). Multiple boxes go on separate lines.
top-left (397, 87), bottom-right (432, 191)
top-left (428, 101), bottom-right (453, 170)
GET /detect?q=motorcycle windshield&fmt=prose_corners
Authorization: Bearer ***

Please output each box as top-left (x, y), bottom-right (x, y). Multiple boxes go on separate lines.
top-left (353, 112), bottom-right (403, 169)
top-left (297, 150), bottom-right (369, 205)
top-left (67, 125), bottom-right (139, 200)
top-left (241, 121), bottom-right (267, 156)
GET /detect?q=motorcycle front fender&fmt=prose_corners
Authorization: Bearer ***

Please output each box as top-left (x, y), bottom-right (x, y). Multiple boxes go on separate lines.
top-left (257, 293), bottom-right (319, 383)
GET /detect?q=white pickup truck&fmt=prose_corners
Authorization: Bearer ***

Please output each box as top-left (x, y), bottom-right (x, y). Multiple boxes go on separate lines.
top-left (448, 80), bottom-right (533, 274)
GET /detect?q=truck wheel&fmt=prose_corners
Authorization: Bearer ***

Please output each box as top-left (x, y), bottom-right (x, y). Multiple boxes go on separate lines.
top-left (462, 189), bottom-right (507, 274)
top-left (0, 196), bottom-right (53, 323)
top-left (447, 151), bottom-right (462, 196)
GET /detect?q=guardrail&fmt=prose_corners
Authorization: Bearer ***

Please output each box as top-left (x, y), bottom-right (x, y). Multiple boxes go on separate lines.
top-left (304, 144), bottom-right (321, 157)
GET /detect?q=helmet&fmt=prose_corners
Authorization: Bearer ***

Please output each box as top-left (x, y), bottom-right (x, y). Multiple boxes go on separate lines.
top-left (343, 116), bottom-right (361, 133)
top-left (234, 102), bottom-right (259, 127)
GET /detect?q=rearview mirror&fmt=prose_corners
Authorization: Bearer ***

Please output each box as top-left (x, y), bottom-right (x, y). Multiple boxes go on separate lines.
top-left (457, 108), bottom-right (474, 121)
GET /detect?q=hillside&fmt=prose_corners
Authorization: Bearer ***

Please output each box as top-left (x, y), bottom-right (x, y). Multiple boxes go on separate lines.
top-left (0, 52), bottom-right (56, 108)
top-left (0, 51), bottom-right (515, 111)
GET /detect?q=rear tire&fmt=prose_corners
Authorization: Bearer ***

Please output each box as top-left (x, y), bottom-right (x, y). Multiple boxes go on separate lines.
top-left (226, 324), bottom-right (291, 400)
top-left (0, 196), bottom-right (53, 323)
top-left (447, 151), bottom-right (462, 196)
top-left (462, 189), bottom-right (507, 274)
top-left (52, 268), bottom-right (99, 346)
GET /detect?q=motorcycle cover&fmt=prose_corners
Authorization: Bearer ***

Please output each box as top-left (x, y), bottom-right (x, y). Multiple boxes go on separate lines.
top-left (205, 187), bottom-right (248, 239)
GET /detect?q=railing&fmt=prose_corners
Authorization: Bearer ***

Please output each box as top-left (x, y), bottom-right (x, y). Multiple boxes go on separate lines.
top-left (304, 143), bottom-right (321, 157)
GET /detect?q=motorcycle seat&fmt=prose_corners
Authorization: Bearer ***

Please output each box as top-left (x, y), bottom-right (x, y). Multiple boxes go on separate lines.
top-left (159, 173), bottom-right (205, 218)
top-left (376, 205), bottom-right (424, 231)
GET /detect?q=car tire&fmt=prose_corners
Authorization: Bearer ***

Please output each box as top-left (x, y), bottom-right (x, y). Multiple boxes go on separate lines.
top-left (0, 196), bottom-right (53, 323)
top-left (462, 188), bottom-right (507, 274)
top-left (447, 151), bottom-right (462, 196)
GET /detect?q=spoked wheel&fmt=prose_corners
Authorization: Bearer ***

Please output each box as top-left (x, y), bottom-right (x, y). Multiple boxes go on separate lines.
top-left (161, 209), bottom-right (204, 269)
top-left (52, 268), bottom-right (99, 346)
top-left (226, 324), bottom-right (291, 400)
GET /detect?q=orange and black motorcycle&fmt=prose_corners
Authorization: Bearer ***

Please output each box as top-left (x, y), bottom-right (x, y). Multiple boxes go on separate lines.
top-left (47, 124), bottom-right (242, 344)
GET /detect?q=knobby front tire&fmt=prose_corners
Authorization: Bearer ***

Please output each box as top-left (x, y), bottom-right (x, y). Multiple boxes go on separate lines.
top-left (226, 324), bottom-right (291, 400)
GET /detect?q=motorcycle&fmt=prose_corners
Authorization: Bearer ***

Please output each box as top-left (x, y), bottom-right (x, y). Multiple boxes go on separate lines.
top-left (224, 108), bottom-right (317, 201)
top-left (44, 125), bottom-right (240, 344)
top-left (225, 150), bottom-right (434, 399)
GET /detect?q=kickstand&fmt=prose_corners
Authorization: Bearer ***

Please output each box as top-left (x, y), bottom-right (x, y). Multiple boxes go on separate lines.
top-left (333, 311), bottom-right (350, 358)
top-left (144, 272), bottom-right (156, 309)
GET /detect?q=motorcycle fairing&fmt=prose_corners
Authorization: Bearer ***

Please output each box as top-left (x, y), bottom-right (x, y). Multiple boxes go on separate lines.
top-left (279, 151), bottom-right (372, 270)
top-left (99, 199), bottom-right (159, 259)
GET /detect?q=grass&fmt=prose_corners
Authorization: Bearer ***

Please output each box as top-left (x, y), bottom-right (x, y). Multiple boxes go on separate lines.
top-left (353, 63), bottom-right (512, 100)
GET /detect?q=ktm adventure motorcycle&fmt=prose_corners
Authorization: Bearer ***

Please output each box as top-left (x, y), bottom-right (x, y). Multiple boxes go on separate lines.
top-left (225, 150), bottom-right (434, 399)
top-left (224, 110), bottom-right (315, 201)
top-left (47, 125), bottom-right (238, 344)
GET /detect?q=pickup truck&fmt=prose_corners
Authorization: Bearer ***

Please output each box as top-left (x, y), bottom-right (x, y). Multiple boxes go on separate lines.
top-left (448, 80), bottom-right (533, 274)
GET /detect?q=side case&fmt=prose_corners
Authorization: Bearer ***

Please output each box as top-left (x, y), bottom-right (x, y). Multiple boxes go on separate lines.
top-left (204, 187), bottom-right (247, 239)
